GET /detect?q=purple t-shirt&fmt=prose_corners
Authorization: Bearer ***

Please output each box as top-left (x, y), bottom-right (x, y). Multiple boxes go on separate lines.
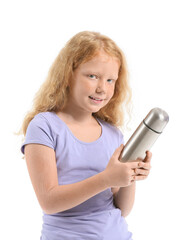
top-left (21, 111), bottom-right (133, 240)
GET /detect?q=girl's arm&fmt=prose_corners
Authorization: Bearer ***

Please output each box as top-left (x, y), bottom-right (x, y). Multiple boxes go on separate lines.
top-left (112, 183), bottom-right (136, 218)
top-left (25, 143), bottom-right (151, 215)
top-left (25, 144), bottom-right (109, 215)
top-left (111, 151), bottom-right (152, 217)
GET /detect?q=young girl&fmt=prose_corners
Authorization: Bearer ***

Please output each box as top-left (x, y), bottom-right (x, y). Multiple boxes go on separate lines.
top-left (19, 31), bottom-right (152, 240)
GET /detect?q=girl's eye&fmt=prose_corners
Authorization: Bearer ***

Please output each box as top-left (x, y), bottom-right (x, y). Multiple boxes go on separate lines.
top-left (88, 74), bottom-right (115, 83)
top-left (107, 79), bottom-right (113, 83)
top-left (88, 74), bottom-right (97, 79)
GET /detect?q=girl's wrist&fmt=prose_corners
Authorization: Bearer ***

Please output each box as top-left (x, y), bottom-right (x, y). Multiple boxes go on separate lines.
top-left (100, 170), bottom-right (111, 189)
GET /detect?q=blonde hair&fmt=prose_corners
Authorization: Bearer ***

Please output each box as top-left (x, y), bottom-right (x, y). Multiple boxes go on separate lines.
top-left (16, 31), bottom-right (132, 141)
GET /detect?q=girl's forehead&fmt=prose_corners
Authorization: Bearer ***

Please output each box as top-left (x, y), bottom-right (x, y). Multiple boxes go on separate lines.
top-left (80, 53), bottom-right (120, 69)
top-left (89, 51), bottom-right (119, 63)
top-left (75, 53), bottom-right (120, 79)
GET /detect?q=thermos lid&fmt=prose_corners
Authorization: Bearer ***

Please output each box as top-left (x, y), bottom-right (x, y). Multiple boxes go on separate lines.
top-left (143, 108), bottom-right (169, 133)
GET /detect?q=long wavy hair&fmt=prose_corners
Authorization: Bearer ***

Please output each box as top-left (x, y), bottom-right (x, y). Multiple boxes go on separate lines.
top-left (16, 31), bottom-right (133, 141)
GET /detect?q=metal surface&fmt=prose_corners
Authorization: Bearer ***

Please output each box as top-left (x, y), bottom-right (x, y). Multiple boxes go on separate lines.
top-left (120, 108), bottom-right (169, 162)
top-left (144, 107), bottom-right (169, 133)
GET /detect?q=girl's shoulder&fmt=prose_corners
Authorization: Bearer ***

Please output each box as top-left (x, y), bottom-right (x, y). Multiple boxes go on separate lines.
top-left (21, 111), bottom-right (56, 154)
top-left (33, 111), bottom-right (54, 121)
top-left (33, 111), bottom-right (63, 128)
top-left (27, 111), bottom-right (64, 139)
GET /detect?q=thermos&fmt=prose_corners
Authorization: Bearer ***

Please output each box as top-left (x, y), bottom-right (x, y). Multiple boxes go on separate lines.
top-left (120, 107), bottom-right (169, 162)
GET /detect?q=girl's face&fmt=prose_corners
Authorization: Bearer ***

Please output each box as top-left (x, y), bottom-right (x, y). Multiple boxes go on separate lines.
top-left (68, 51), bottom-right (120, 114)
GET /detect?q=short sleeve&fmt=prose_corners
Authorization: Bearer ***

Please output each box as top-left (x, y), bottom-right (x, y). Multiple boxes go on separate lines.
top-left (20, 113), bottom-right (55, 154)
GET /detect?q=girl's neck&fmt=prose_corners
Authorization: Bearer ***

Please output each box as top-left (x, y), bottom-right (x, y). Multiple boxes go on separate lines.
top-left (56, 110), bottom-right (96, 126)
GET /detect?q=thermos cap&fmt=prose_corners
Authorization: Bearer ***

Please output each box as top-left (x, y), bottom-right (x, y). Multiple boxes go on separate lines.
top-left (143, 108), bottom-right (169, 133)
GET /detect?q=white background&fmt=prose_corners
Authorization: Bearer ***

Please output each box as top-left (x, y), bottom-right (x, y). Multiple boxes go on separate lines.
top-left (1, 0), bottom-right (186, 239)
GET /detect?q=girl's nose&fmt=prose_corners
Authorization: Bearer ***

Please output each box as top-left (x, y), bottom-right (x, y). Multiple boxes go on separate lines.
top-left (96, 81), bottom-right (106, 93)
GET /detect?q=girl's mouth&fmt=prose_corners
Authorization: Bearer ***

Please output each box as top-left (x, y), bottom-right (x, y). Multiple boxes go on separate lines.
top-left (89, 96), bottom-right (103, 103)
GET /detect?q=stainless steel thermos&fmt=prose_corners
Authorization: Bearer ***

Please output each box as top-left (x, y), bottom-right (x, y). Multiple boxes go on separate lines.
top-left (120, 108), bottom-right (169, 162)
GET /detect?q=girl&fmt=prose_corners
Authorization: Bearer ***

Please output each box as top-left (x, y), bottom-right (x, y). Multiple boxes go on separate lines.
top-left (19, 31), bottom-right (152, 240)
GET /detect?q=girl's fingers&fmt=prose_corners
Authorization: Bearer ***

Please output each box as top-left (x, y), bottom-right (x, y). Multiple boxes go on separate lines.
top-left (130, 161), bottom-right (151, 170)
top-left (128, 153), bottom-right (152, 182)
top-left (130, 161), bottom-right (144, 169)
top-left (144, 151), bottom-right (152, 162)
top-left (129, 159), bottom-right (151, 183)
top-left (139, 162), bottom-right (151, 170)
top-left (133, 175), bottom-right (147, 181)
top-left (131, 168), bottom-right (137, 176)
top-left (134, 168), bottom-right (149, 176)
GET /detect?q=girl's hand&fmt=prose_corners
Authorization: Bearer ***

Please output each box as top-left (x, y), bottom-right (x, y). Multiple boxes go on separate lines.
top-left (103, 145), bottom-right (152, 188)
top-left (133, 151), bottom-right (152, 181)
